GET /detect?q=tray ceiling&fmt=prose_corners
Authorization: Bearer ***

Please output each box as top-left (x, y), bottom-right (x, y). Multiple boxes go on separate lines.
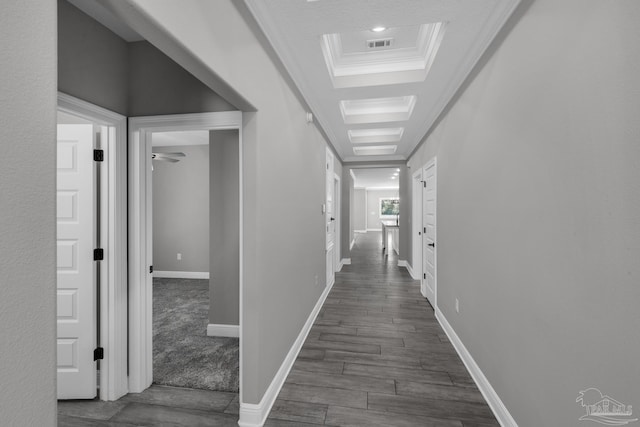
top-left (244, 0), bottom-right (520, 162)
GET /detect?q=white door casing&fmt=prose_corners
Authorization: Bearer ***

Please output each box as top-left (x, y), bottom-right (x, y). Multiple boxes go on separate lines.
top-left (422, 159), bottom-right (437, 306)
top-left (57, 124), bottom-right (97, 399)
top-left (334, 174), bottom-right (341, 271)
top-left (128, 111), bottom-right (244, 397)
top-left (326, 148), bottom-right (335, 286)
top-left (412, 169), bottom-right (423, 281)
top-left (57, 93), bottom-right (128, 401)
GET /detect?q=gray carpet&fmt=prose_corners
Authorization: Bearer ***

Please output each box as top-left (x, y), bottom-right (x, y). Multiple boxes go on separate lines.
top-left (153, 278), bottom-right (239, 392)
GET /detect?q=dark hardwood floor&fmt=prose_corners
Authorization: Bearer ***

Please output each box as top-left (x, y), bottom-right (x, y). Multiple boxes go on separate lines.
top-left (265, 231), bottom-right (498, 427)
top-left (58, 231), bottom-right (496, 426)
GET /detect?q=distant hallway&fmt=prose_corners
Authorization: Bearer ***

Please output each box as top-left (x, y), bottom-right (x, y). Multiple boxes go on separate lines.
top-left (267, 231), bottom-right (499, 426)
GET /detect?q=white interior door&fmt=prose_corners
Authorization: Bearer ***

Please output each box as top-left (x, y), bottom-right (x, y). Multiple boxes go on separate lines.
top-left (326, 149), bottom-right (335, 286)
top-left (57, 124), bottom-right (97, 399)
top-left (422, 161), bottom-right (437, 306)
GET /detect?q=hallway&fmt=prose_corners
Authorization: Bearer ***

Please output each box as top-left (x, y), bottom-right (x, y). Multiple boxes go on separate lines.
top-left (266, 231), bottom-right (498, 426)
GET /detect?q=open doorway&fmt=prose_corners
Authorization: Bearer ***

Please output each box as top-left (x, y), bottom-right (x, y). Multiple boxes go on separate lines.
top-left (128, 112), bottom-right (243, 400)
top-left (150, 131), bottom-right (238, 392)
top-left (350, 168), bottom-right (401, 257)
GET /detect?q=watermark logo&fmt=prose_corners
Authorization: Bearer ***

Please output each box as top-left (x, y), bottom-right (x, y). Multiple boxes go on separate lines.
top-left (576, 388), bottom-right (638, 425)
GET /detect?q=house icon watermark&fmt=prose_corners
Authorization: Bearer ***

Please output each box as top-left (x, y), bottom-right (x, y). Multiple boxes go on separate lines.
top-left (577, 388), bottom-right (638, 425)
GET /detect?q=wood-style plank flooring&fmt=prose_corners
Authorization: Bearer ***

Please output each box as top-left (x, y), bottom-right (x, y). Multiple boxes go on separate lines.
top-left (266, 231), bottom-right (498, 426)
top-left (58, 231), bottom-right (496, 426)
top-left (58, 384), bottom-right (240, 426)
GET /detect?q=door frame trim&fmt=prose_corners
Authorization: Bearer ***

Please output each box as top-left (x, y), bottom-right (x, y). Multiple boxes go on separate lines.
top-left (128, 111), bottom-right (244, 395)
top-left (333, 173), bottom-right (341, 271)
top-left (411, 168), bottom-right (423, 281)
top-left (57, 93), bottom-right (128, 401)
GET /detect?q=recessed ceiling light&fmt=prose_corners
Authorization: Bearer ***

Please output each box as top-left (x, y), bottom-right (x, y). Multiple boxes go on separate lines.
top-left (391, 176), bottom-right (397, 179)
top-left (371, 26), bottom-right (387, 33)
top-left (396, 168), bottom-right (400, 172)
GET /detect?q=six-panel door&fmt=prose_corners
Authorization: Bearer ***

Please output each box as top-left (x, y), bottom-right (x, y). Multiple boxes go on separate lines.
top-left (57, 124), bottom-right (97, 399)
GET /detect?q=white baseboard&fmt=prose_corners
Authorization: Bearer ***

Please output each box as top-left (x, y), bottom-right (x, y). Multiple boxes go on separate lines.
top-left (350, 238), bottom-right (355, 250)
top-left (238, 273), bottom-right (336, 426)
top-left (367, 228), bottom-right (382, 232)
top-left (435, 308), bottom-right (518, 427)
top-left (153, 271), bottom-right (209, 279)
top-left (405, 262), bottom-right (420, 280)
top-left (398, 260), bottom-right (408, 267)
top-left (354, 229), bottom-right (367, 233)
top-left (207, 323), bottom-right (239, 338)
top-left (337, 258), bottom-right (351, 272)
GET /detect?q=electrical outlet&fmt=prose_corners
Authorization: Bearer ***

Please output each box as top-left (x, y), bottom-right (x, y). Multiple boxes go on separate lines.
top-left (455, 298), bottom-right (460, 313)
top-left (177, 253), bottom-right (182, 260)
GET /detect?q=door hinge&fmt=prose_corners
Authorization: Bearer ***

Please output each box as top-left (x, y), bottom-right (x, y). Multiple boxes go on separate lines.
top-left (93, 248), bottom-right (104, 261)
top-left (93, 347), bottom-right (104, 361)
top-left (423, 273), bottom-right (426, 280)
top-left (149, 265), bottom-right (153, 274)
top-left (423, 181), bottom-right (426, 188)
top-left (93, 149), bottom-right (104, 162)
top-left (424, 227), bottom-right (426, 234)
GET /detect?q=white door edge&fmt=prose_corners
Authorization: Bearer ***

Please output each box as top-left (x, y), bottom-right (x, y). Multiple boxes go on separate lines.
top-left (421, 157), bottom-right (437, 309)
top-left (412, 169), bottom-right (423, 283)
top-left (334, 173), bottom-right (341, 273)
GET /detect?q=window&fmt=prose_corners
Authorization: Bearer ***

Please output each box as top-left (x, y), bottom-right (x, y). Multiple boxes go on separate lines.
top-left (380, 198), bottom-right (399, 217)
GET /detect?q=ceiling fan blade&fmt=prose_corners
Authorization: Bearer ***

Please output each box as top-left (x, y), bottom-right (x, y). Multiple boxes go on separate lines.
top-left (152, 156), bottom-right (180, 163)
top-left (153, 153), bottom-right (186, 157)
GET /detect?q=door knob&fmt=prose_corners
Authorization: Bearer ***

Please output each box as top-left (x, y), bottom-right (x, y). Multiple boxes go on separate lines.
top-left (428, 242), bottom-right (435, 247)
top-left (330, 217), bottom-right (335, 221)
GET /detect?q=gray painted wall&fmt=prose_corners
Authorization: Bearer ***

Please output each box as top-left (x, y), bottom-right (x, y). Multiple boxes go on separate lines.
top-left (0, 1), bottom-right (57, 425)
top-left (58, 0), bottom-right (129, 115)
top-left (58, 0), bottom-right (235, 116)
top-left (352, 189), bottom-right (367, 232)
top-left (408, 0), bottom-right (640, 425)
top-left (398, 166), bottom-right (410, 264)
top-left (152, 145), bottom-right (210, 273)
top-left (366, 189), bottom-right (400, 230)
top-left (209, 130), bottom-right (240, 326)
top-left (128, 41), bottom-right (235, 116)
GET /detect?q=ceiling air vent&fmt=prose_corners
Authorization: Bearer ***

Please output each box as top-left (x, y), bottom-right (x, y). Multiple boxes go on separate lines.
top-left (367, 38), bottom-right (393, 49)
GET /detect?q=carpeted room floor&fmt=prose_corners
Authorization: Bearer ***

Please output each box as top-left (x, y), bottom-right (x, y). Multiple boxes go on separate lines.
top-left (153, 278), bottom-right (239, 392)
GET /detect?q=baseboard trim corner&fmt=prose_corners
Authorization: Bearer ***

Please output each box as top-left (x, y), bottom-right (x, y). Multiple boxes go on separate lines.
top-left (340, 258), bottom-right (351, 269)
top-left (435, 308), bottom-right (518, 427)
top-left (238, 274), bottom-right (335, 426)
top-left (207, 323), bottom-right (239, 338)
top-left (405, 262), bottom-right (419, 280)
top-left (398, 260), bottom-right (408, 267)
top-left (153, 271), bottom-right (210, 279)
top-left (350, 238), bottom-right (356, 250)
